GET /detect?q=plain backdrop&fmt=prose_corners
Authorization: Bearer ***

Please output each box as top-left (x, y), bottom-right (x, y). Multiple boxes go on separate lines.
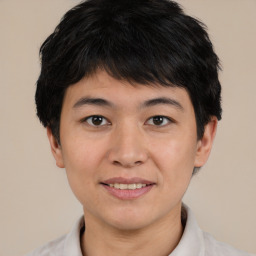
top-left (0, 0), bottom-right (255, 255)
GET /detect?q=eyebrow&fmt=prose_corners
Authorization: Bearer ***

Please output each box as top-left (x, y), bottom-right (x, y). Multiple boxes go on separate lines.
top-left (73, 96), bottom-right (184, 111)
top-left (141, 97), bottom-right (184, 111)
top-left (73, 97), bottom-right (113, 108)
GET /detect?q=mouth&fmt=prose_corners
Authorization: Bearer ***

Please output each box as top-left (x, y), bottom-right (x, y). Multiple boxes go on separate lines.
top-left (101, 183), bottom-right (150, 190)
top-left (100, 177), bottom-right (155, 200)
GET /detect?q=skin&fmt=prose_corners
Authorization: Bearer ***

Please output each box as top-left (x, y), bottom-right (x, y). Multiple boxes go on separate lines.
top-left (47, 70), bottom-right (217, 256)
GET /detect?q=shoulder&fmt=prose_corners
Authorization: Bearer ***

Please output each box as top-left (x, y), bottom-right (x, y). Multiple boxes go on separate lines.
top-left (25, 234), bottom-right (67, 256)
top-left (25, 216), bottom-right (84, 256)
top-left (203, 232), bottom-right (255, 256)
top-left (178, 204), bottom-right (255, 256)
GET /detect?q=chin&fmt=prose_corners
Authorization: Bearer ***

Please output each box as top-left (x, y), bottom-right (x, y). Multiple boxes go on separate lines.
top-left (103, 207), bottom-right (158, 231)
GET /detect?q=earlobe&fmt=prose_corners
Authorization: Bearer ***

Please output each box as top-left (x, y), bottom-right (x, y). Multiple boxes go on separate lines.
top-left (194, 117), bottom-right (218, 168)
top-left (47, 127), bottom-right (65, 168)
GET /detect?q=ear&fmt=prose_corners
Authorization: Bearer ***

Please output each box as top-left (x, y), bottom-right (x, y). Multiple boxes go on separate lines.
top-left (47, 127), bottom-right (65, 168)
top-left (194, 117), bottom-right (218, 168)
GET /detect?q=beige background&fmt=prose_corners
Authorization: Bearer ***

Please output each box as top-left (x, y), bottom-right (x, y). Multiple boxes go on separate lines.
top-left (0, 0), bottom-right (255, 255)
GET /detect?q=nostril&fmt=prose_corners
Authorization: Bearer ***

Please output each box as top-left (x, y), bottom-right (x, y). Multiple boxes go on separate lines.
top-left (113, 160), bottom-right (121, 166)
top-left (112, 160), bottom-right (142, 168)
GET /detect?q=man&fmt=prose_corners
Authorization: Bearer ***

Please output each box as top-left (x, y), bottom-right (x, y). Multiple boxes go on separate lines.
top-left (27, 0), bottom-right (254, 255)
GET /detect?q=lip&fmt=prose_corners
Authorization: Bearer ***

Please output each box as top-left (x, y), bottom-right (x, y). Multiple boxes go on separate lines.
top-left (100, 177), bottom-right (155, 200)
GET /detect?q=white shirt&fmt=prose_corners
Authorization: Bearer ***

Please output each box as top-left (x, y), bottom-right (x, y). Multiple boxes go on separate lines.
top-left (26, 205), bottom-right (255, 256)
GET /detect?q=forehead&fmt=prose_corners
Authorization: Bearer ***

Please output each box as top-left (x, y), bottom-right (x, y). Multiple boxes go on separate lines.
top-left (63, 70), bottom-right (194, 112)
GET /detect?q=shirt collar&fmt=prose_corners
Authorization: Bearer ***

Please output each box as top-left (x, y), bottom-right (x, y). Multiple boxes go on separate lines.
top-left (63, 216), bottom-right (84, 256)
top-left (170, 204), bottom-right (205, 256)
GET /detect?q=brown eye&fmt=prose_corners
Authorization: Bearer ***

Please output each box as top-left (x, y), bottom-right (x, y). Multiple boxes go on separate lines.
top-left (85, 115), bottom-right (109, 126)
top-left (146, 116), bottom-right (171, 126)
top-left (153, 116), bottom-right (164, 125)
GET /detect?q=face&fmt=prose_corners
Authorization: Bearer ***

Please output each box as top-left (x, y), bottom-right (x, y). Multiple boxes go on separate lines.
top-left (48, 70), bottom-right (217, 231)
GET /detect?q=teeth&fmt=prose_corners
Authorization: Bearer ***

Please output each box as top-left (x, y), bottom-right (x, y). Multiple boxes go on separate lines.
top-left (108, 183), bottom-right (147, 190)
top-left (119, 184), bottom-right (127, 189)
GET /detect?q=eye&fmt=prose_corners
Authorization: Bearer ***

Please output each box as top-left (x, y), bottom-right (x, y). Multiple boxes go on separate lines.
top-left (84, 115), bottom-right (110, 126)
top-left (146, 116), bottom-right (172, 126)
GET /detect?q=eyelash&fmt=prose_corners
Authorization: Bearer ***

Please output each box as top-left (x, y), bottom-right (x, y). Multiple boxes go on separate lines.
top-left (81, 115), bottom-right (173, 127)
top-left (146, 116), bottom-right (173, 126)
top-left (82, 115), bottom-right (110, 127)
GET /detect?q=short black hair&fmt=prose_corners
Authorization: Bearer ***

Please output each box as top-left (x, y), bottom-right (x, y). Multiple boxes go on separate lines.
top-left (36, 0), bottom-right (222, 143)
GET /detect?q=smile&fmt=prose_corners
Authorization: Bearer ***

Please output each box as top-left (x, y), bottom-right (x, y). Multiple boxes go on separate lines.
top-left (107, 183), bottom-right (147, 190)
top-left (100, 177), bottom-right (155, 200)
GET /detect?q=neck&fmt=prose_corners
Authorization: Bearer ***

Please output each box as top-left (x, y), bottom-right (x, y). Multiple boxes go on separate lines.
top-left (81, 204), bottom-right (184, 256)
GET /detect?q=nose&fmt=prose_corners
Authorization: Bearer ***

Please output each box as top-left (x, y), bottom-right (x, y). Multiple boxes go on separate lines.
top-left (107, 124), bottom-right (148, 168)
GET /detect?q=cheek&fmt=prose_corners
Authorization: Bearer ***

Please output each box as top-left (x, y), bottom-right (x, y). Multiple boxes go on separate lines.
top-left (153, 134), bottom-right (197, 167)
top-left (60, 137), bottom-right (106, 201)
top-left (151, 134), bottom-right (197, 187)
top-left (62, 132), bottom-right (106, 169)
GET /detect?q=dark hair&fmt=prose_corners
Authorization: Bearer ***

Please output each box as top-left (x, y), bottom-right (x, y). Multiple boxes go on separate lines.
top-left (36, 0), bottom-right (222, 143)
